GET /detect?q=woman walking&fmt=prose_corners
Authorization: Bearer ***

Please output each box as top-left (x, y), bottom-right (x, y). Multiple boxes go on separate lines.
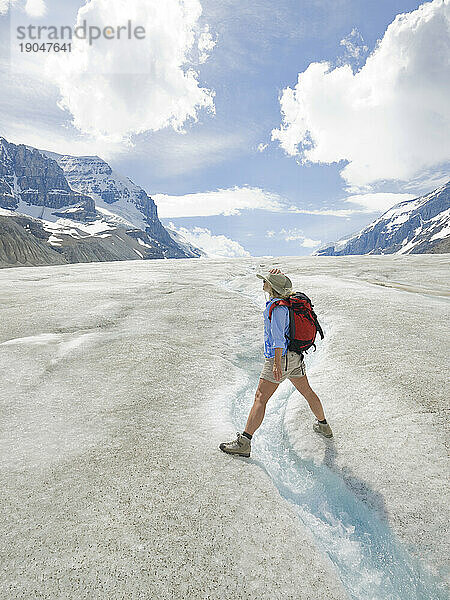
top-left (219, 268), bottom-right (332, 458)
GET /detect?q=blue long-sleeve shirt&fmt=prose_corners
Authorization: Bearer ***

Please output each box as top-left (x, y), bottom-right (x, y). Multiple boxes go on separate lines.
top-left (263, 298), bottom-right (289, 358)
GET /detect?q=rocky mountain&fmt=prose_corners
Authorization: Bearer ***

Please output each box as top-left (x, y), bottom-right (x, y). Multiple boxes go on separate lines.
top-left (0, 138), bottom-right (95, 214)
top-left (43, 152), bottom-right (175, 248)
top-left (0, 211), bottom-right (67, 268)
top-left (315, 181), bottom-right (450, 256)
top-left (0, 137), bottom-right (202, 268)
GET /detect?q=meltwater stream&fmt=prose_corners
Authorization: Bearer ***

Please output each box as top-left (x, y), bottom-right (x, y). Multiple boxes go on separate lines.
top-left (220, 274), bottom-right (448, 600)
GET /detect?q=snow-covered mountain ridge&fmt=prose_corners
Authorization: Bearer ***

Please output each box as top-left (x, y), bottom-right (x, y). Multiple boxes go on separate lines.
top-left (315, 181), bottom-right (450, 256)
top-left (0, 137), bottom-right (203, 267)
top-left (43, 152), bottom-right (159, 231)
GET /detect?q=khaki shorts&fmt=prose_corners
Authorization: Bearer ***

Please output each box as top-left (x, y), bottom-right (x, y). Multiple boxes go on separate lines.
top-left (259, 349), bottom-right (306, 384)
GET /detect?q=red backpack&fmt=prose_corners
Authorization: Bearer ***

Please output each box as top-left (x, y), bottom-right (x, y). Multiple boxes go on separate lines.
top-left (268, 292), bottom-right (324, 356)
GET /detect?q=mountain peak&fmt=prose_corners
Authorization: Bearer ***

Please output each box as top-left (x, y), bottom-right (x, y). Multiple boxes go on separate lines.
top-left (315, 181), bottom-right (450, 256)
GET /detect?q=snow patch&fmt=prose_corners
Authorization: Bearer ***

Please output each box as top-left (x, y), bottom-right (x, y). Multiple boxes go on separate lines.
top-left (48, 234), bottom-right (63, 246)
top-left (430, 225), bottom-right (450, 241)
top-left (137, 238), bottom-right (152, 248)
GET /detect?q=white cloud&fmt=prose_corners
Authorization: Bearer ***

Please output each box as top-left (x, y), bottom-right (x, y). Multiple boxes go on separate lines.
top-left (0, 120), bottom-right (128, 160)
top-left (154, 188), bottom-right (419, 220)
top-left (0, 0), bottom-right (14, 14)
top-left (344, 192), bottom-right (415, 212)
top-left (1, 0), bottom-right (48, 18)
top-left (301, 237), bottom-right (322, 248)
top-left (267, 227), bottom-right (321, 248)
top-left (0, 0), bottom-right (36, 14)
top-left (197, 24), bottom-right (216, 64)
top-left (43, 0), bottom-right (215, 141)
top-left (153, 186), bottom-right (288, 218)
top-left (257, 143), bottom-right (268, 152)
top-left (166, 223), bottom-right (250, 258)
top-left (339, 28), bottom-right (368, 61)
top-left (272, 0), bottom-right (450, 187)
top-left (400, 168), bottom-right (450, 194)
top-left (285, 192), bottom-right (416, 216)
top-left (24, 0), bottom-right (46, 17)
top-left (0, 68), bottom-right (243, 165)
top-left (290, 208), bottom-right (363, 217)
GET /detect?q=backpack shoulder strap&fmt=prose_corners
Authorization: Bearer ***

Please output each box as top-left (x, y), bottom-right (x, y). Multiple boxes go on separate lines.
top-left (268, 299), bottom-right (290, 320)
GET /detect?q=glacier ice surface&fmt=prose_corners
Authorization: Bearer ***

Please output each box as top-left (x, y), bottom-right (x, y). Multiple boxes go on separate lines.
top-left (0, 254), bottom-right (448, 599)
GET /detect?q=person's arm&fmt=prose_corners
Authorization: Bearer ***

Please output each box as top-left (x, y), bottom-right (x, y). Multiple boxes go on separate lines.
top-left (273, 348), bottom-right (283, 381)
top-left (271, 306), bottom-right (288, 382)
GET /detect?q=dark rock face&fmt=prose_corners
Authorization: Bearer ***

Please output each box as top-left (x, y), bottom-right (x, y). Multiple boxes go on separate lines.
top-left (51, 203), bottom-right (98, 222)
top-left (315, 182), bottom-right (450, 256)
top-left (0, 178), bottom-right (16, 209)
top-left (0, 138), bottom-right (94, 212)
top-left (427, 236), bottom-right (450, 254)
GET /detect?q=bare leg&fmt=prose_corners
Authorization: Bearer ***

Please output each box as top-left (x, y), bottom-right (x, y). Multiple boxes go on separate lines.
top-left (244, 378), bottom-right (279, 435)
top-left (289, 375), bottom-right (325, 421)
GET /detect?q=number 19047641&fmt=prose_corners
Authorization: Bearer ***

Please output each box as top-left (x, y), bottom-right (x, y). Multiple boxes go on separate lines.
top-left (19, 42), bottom-right (72, 52)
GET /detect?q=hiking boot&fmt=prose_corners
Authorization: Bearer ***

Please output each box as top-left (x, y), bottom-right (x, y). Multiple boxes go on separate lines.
top-left (313, 420), bottom-right (333, 438)
top-left (219, 432), bottom-right (251, 458)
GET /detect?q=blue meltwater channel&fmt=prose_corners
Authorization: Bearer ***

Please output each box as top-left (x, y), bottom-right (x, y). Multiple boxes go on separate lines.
top-left (220, 276), bottom-right (448, 600)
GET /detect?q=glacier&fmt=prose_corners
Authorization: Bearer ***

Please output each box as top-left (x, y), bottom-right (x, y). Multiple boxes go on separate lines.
top-left (0, 255), bottom-right (448, 599)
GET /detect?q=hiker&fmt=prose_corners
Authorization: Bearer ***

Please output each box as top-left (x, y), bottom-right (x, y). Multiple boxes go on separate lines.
top-left (219, 268), bottom-right (332, 458)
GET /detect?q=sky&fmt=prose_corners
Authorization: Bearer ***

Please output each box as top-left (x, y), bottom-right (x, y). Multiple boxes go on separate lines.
top-left (0, 0), bottom-right (449, 257)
